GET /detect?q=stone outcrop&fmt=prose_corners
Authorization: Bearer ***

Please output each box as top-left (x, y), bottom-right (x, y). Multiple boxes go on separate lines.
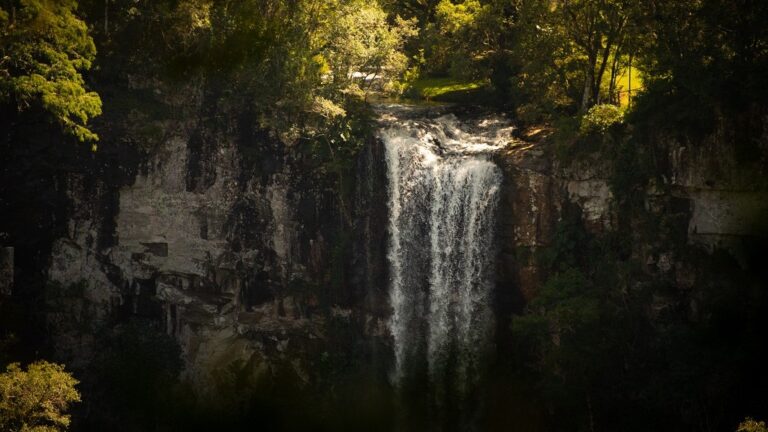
top-left (495, 138), bottom-right (561, 305)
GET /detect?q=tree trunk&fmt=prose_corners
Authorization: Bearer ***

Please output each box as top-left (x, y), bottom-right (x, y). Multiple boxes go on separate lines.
top-left (581, 53), bottom-right (596, 112)
top-left (594, 32), bottom-right (617, 106)
top-left (628, 53), bottom-right (633, 108)
top-left (608, 53), bottom-right (620, 104)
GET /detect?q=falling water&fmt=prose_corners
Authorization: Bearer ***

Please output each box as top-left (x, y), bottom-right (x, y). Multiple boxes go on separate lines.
top-left (379, 105), bottom-right (508, 404)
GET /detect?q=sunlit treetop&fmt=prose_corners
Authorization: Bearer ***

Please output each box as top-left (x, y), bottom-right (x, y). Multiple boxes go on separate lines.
top-left (0, 361), bottom-right (81, 432)
top-left (1, 0), bottom-right (102, 142)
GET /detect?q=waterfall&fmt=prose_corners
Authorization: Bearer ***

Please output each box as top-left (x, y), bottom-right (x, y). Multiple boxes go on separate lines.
top-left (380, 106), bottom-right (508, 401)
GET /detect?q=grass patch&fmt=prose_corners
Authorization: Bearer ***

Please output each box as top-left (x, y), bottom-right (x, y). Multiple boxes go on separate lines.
top-left (407, 77), bottom-right (487, 101)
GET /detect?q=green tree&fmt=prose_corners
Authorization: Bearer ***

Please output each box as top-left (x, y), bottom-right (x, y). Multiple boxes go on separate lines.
top-left (320, 0), bottom-right (416, 98)
top-left (0, 361), bottom-right (80, 432)
top-left (739, 418), bottom-right (768, 432)
top-left (139, 0), bottom-right (414, 129)
top-left (503, 0), bottom-right (575, 119)
top-left (382, 0), bottom-right (439, 26)
top-left (632, 0), bottom-right (768, 134)
top-left (0, 0), bottom-right (102, 142)
top-left (554, 0), bottom-right (633, 111)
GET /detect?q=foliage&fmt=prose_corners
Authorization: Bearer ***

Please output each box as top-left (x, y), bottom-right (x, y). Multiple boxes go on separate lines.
top-left (301, 102), bottom-right (373, 219)
top-left (511, 210), bottom-right (609, 428)
top-left (400, 0), bottom-right (766, 128)
top-left (415, 0), bottom-right (518, 89)
top-left (71, 0), bottom-right (413, 218)
top-left (608, 137), bottom-right (648, 204)
top-left (0, 361), bottom-right (80, 432)
top-left (381, 0), bottom-right (439, 27)
top-left (580, 103), bottom-right (624, 134)
top-left (535, 204), bottom-right (590, 272)
top-left (321, 0), bottom-right (417, 97)
top-left (739, 418), bottom-right (768, 432)
top-left (0, 0), bottom-right (102, 142)
top-left (632, 0), bottom-right (768, 133)
top-left (519, 210), bottom-right (600, 339)
top-left (425, 0), bottom-right (488, 78)
top-left (553, 0), bottom-right (636, 111)
top-left (514, 268), bottom-right (599, 343)
top-left (401, 0), bottom-right (645, 115)
top-left (2, 1), bottom-right (768, 431)
top-left (82, 0), bottom-right (414, 133)
top-left (511, 190), bottom-right (768, 431)
top-left (86, 319), bottom-right (183, 431)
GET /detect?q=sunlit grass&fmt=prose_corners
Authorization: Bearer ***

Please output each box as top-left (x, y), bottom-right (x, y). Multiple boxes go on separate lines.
top-left (409, 77), bottom-right (486, 100)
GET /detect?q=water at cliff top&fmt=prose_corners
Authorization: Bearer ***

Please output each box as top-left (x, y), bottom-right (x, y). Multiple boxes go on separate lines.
top-left (378, 104), bottom-right (508, 412)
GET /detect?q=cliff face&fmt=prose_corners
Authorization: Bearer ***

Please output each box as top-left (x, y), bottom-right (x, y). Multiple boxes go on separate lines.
top-left (495, 114), bottom-right (768, 315)
top-left (42, 94), bottom-right (767, 395)
top-left (45, 82), bottom-right (391, 390)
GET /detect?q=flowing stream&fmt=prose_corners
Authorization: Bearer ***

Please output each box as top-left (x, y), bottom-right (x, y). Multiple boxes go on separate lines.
top-left (379, 105), bottom-right (509, 405)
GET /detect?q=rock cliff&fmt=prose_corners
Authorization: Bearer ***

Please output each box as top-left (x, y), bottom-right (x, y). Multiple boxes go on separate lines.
top-left (43, 96), bottom-right (767, 395)
top-left (45, 82), bottom-right (391, 391)
top-left (495, 113), bottom-right (768, 321)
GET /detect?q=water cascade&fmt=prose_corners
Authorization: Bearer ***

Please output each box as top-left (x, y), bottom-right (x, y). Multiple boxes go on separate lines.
top-left (379, 106), bottom-right (509, 406)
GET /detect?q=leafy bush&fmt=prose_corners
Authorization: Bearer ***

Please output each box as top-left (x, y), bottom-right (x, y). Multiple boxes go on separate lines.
top-left (0, 361), bottom-right (80, 432)
top-left (739, 418), bottom-right (768, 432)
top-left (87, 319), bottom-right (183, 431)
top-left (0, 0), bottom-right (102, 142)
top-left (580, 103), bottom-right (624, 135)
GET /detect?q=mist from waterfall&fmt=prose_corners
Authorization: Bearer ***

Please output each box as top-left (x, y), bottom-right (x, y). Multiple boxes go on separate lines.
top-left (380, 106), bottom-right (508, 408)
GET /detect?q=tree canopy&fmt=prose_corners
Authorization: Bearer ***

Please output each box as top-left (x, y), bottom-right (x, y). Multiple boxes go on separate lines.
top-left (0, 361), bottom-right (80, 432)
top-left (0, 0), bottom-right (102, 142)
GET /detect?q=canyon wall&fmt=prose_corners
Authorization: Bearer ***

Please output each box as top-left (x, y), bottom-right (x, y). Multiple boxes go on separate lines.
top-left (42, 96), bottom-right (768, 393)
top-left (496, 114), bottom-right (768, 321)
top-left (44, 82), bottom-right (391, 391)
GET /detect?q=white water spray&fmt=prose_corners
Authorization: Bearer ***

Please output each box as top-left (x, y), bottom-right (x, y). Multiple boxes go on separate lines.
top-left (380, 106), bottom-right (507, 397)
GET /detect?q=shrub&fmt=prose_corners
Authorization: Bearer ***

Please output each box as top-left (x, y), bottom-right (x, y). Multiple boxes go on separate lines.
top-left (738, 418), bottom-right (768, 432)
top-left (580, 104), bottom-right (624, 134)
top-left (0, 361), bottom-right (80, 432)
